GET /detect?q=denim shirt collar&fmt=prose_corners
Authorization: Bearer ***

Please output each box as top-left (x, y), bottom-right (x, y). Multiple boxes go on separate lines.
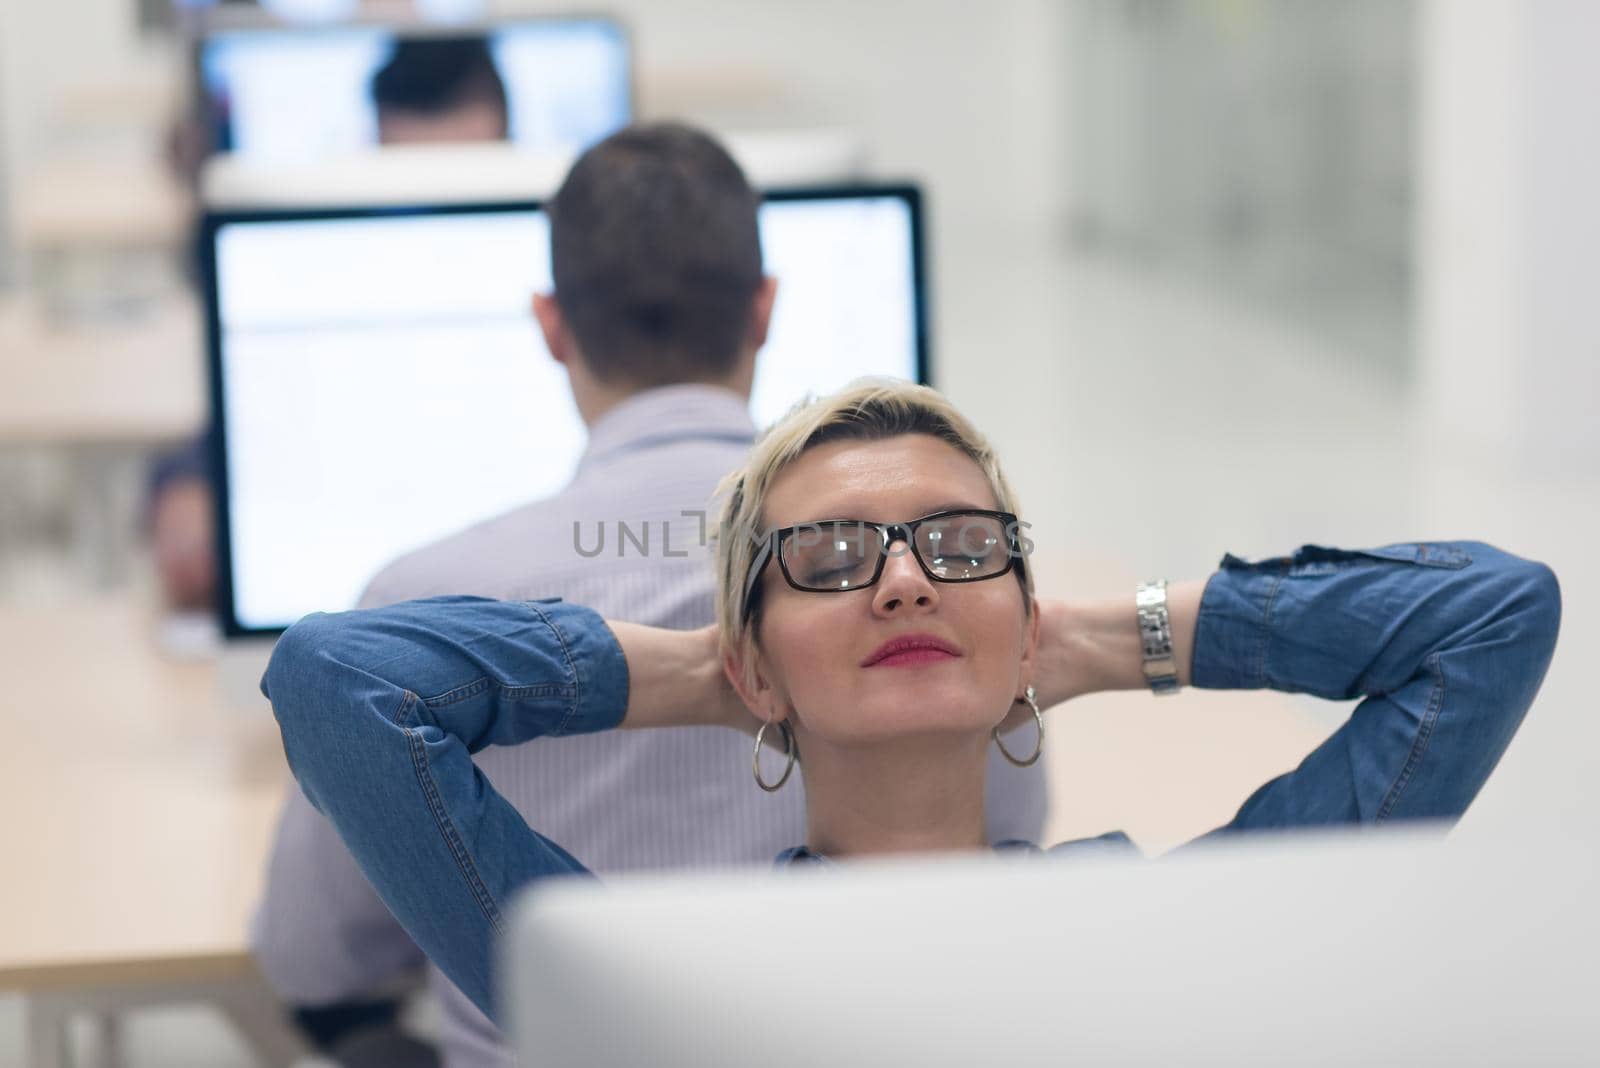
top-left (776, 840), bottom-right (1044, 867)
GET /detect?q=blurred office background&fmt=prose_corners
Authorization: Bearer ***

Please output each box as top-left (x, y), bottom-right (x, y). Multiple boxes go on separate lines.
top-left (1, 0), bottom-right (1595, 1064)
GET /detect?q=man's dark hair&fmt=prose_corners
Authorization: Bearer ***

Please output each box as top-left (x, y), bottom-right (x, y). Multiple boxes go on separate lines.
top-left (550, 122), bottom-right (764, 387)
top-left (370, 36), bottom-right (508, 130)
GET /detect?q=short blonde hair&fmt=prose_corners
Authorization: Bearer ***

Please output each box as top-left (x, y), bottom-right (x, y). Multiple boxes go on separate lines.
top-left (714, 377), bottom-right (1033, 687)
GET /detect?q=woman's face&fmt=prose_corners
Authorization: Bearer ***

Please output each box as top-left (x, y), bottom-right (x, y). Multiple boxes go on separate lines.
top-left (733, 433), bottom-right (1038, 746)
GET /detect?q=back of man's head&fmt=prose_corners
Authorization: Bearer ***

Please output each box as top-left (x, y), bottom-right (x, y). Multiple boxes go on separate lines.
top-left (371, 36), bottom-right (509, 144)
top-left (550, 122), bottom-right (763, 389)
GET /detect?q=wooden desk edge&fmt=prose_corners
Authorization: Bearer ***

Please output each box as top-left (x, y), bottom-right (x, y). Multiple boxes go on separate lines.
top-left (0, 949), bottom-right (260, 993)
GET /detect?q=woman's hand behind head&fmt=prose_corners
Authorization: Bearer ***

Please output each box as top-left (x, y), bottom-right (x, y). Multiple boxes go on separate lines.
top-left (610, 622), bottom-right (755, 735)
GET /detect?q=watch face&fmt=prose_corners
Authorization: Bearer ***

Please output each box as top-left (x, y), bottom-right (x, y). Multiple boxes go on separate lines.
top-left (1135, 581), bottom-right (1168, 609)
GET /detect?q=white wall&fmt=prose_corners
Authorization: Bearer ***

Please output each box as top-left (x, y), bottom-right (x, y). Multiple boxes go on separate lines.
top-left (1519, 0), bottom-right (1600, 466)
top-left (0, 0), bottom-right (176, 279)
top-left (1418, 0), bottom-right (1600, 471)
top-left (543, 0), bottom-right (1071, 238)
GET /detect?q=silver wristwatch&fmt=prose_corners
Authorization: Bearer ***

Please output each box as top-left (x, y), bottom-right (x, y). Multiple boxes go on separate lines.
top-left (1135, 580), bottom-right (1181, 695)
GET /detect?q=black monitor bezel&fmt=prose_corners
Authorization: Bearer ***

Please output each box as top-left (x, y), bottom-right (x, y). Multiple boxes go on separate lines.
top-left (200, 183), bottom-right (931, 638)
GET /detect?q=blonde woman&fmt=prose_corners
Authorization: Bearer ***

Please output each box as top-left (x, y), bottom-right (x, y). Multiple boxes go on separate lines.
top-left (264, 379), bottom-right (1561, 1022)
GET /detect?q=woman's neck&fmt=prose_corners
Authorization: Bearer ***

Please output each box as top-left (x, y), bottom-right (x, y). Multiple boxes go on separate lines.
top-left (797, 732), bottom-right (991, 858)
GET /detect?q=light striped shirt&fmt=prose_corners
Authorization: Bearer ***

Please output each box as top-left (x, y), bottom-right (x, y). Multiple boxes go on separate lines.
top-left (252, 384), bottom-right (1048, 1067)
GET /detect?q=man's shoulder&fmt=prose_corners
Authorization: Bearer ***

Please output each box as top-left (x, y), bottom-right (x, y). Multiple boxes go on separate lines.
top-left (360, 496), bottom-right (577, 607)
top-left (360, 448), bottom-right (738, 609)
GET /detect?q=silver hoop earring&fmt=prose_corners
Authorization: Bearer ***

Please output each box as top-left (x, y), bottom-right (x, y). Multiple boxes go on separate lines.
top-left (753, 719), bottom-right (797, 792)
top-left (993, 685), bottom-right (1044, 768)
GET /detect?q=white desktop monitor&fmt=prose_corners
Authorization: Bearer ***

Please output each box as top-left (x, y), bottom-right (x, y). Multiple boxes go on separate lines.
top-left (197, 18), bottom-right (632, 163)
top-left (504, 827), bottom-right (1597, 1067)
top-left (202, 187), bottom-right (929, 637)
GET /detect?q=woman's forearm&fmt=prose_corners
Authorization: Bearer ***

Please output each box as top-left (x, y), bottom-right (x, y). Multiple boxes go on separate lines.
top-left (1190, 542), bottom-right (1559, 830)
top-left (1036, 543), bottom-right (1560, 834)
top-left (607, 621), bottom-right (746, 731)
top-left (262, 595), bottom-right (626, 1021)
top-left (1033, 580), bottom-right (1206, 709)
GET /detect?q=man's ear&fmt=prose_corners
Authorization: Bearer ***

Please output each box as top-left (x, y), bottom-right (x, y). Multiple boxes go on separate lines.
top-left (745, 276), bottom-right (779, 353)
top-left (532, 292), bottom-right (571, 367)
top-left (722, 642), bottom-right (790, 727)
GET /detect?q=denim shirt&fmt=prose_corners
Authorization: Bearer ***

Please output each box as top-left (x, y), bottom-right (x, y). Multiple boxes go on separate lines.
top-left (262, 542), bottom-right (1560, 1024)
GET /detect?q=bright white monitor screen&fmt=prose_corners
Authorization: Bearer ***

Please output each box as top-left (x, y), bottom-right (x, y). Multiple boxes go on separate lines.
top-left (200, 21), bottom-right (630, 162)
top-left (208, 191), bottom-right (926, 634)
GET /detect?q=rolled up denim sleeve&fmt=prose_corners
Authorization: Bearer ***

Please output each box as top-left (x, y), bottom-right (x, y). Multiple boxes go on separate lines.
top-left (251, 788), bottom-right (426, 1005)
top-left (1192, 542), bottom-right (1560, 833)
top-left (260, 595), bottom-right (628, 1022)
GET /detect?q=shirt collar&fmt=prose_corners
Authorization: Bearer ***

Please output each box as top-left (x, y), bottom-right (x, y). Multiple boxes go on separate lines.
top-left (576, 384), bottom-right (757, 474)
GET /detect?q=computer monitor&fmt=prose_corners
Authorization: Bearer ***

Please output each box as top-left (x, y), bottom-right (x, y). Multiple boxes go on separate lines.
top-left (202, 186), bottom-right (928, 637)
top-left (197, 18), bottom-right (631, 163)
top-left (504, 827), bottom-right (1596, 1066)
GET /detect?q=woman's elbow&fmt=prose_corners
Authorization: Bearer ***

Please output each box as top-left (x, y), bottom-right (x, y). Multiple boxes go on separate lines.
top-left (1465, 544), bottom-right (1562, 700)
top-left (1490, 549), bottom-right (1562, 663)
top-left (261, 610), bottom-right (359, 741)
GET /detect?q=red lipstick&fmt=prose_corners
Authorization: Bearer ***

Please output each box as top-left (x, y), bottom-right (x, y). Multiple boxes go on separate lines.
top-left (861, 634), bottom-right (962, 668)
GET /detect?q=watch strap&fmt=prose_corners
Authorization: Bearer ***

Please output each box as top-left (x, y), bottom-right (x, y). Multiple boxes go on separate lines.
top-left (1135, 580), bottom-right (1181, 695)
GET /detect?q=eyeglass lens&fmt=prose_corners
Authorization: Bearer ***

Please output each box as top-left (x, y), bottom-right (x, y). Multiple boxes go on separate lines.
top-left (779, 513), bottom-right (1011, 591)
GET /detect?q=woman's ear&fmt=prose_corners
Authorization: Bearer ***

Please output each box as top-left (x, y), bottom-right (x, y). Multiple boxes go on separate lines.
top-left (1017, 598), bottom-right (1042, 697)
top-left (722, 643), bottom-right (791, 726)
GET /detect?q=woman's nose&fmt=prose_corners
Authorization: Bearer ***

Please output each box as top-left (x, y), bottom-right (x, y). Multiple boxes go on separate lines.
top-left (871, 539), bottom-right (940, 615)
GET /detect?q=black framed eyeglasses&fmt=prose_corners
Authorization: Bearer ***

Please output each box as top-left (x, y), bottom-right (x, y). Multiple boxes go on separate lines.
top-left (740, 508), bottom-right (1026, 623)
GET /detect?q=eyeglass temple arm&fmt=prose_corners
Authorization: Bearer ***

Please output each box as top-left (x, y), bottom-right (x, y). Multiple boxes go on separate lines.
top-left (741, 535), bottom-right (775, 621)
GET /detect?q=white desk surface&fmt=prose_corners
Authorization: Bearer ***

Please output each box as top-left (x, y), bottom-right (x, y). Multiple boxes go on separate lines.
top-left (0, 596), bottom-right (286, 991)
top-left (0, 295), bottom-right (204, 447)
top-left (14, 159), bottom-right (190, 250)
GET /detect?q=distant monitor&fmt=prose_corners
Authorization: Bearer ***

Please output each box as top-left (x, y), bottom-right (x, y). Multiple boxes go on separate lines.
top-left (198, 18), bottom-right (631, 163)
top-left (203, 187), bottom-right (928, 637)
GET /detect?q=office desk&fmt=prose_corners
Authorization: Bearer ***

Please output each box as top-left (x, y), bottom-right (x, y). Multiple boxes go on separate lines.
top-left (0, 596), bottom-right (302, 1067)
top-left (0, 294), bottom-right (206, 586)
top-left (0, 295), bottom-right (203, 448)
